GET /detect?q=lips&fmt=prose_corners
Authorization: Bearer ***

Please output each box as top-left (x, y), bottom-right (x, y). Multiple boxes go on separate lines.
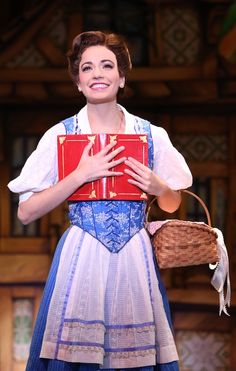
top-left (90, 83), bottom-right (109, 89)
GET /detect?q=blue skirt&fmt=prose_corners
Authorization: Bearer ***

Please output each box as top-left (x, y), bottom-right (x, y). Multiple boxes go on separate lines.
top-left (26, 228), bottom-right (179, 371)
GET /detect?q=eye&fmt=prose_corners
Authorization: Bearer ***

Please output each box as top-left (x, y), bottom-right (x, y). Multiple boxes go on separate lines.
top-left (103, 63), bottom-right (113, 69)
top-left (81, 65), bottom-right (92, 72)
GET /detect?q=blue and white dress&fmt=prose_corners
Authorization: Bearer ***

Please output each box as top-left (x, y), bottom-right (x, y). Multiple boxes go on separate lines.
top-left (8, 105), bottom-right (192, 371)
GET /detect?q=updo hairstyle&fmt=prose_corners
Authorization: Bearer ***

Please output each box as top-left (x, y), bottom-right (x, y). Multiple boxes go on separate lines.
top-left (67, 31), bottom-right (132, 85)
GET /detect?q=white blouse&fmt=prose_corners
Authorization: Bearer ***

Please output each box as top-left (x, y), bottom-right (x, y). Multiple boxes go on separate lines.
top-left (8, 105), bottom-right (192, 202)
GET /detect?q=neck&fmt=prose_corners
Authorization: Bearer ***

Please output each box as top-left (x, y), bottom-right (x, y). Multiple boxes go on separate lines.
top-left (87, 102), bottom-right (125, 134)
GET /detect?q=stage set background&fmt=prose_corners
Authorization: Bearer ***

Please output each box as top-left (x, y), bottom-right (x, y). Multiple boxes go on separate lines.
top-left (0, 0), bottom-right (236, 370)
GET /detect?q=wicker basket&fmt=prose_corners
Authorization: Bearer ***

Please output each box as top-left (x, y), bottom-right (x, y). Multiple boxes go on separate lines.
top-left (146, 190), bottom-right (219, 269)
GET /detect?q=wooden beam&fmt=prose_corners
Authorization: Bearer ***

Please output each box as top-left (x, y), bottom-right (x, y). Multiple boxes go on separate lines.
top-left (231, 318), bottom-right (236, 370)
top-left (49, 82), bottom-right (77, 97)
top-left (0, 254), bottom-right (51, 283)
top-left (221, 80), bottom-right (236, 96)
top-left (0, 295), bottom-right (12, 371)
top-left (168, 287), bottom-right (236, 307)
top-left (0, 2), bottom-right (64, 65)
top-left (173, 310), bottom-right (231, 332)
top-left (226, 117), bottom-right (236, 289)
top-left (67, 13), bottom-right (83, 49)
top-left (173, 115), bottom-right (228, 133)
top-left (0, 83), bottom-right (12, 96)
top-left (0, 164), bottom-right (10, 235)
top-left (137, 81), bottom-right (171, 97)
top-left (35, 36), bottom-right (66, 66)
top-left (189, 162), bottom-right (228, 177)
top-left (0, 68), bottom-right (69, 82)
top-left (0, 237), bottom-right (49, 254)
top-left (130, 66), bottom-right (204, 81)
top-left (0, 65), bottom-right (205, 83)
top-left (15, 83), bottom-right (48, 99)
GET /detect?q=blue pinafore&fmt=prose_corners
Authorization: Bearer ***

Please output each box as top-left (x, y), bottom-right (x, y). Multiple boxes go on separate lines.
top-left (25, 115), bottom-right (179, 371)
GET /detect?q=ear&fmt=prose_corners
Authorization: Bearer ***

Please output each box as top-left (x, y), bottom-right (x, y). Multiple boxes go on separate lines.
top-left (77, 85), bottom-right (82, 92)
top-left (119, 77), bottom-right (125, 88)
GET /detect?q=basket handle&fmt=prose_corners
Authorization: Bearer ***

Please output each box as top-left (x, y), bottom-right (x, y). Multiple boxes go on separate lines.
top-left (146, 189), bottom-right (212, 227)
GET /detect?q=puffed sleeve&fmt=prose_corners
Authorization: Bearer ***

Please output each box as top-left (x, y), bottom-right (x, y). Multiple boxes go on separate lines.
top-left (7, 123), bottom-right (65, 203)
top-left (151, 124), bottom-right (192, 190)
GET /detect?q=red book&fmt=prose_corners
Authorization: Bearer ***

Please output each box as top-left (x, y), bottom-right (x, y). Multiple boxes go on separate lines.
top-left (57, 133), bottom-right (148, 201)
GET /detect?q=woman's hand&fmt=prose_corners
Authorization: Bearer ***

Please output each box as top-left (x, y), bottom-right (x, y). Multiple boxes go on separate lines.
top-left (124, 157), bottom-right (181, 212)
top-left (124, 157), bottom-right (166, 196)
top-left (18, 141), bottom-right (126, 225)
top-left (75, 140), bottom-right (126, 184)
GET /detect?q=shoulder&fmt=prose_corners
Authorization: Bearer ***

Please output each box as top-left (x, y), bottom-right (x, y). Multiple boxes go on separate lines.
top-left (120, 106), bottom-right (152, 133)
top-left (119, 105), bottom-right (172, 143)
top-left (44, 122), bottom-right (66, 136)
top-left (149, 124), bottom-right (172, 143)
top-left (60, 114), bottom-right (78, 134)
top-left (36, 122), bottom-right (66, 149)
top-left (132, 114), bottom-right (171, 143)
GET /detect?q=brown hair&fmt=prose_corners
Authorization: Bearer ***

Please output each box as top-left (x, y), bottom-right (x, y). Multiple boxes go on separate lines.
top-left (67, 31), bottom-right (132, 84)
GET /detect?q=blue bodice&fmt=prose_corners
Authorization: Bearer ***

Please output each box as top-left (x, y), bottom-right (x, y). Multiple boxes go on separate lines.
top-left (63, 113), bottom-right (154, 253)
top-left (69, 200), bottom-right (146, 252)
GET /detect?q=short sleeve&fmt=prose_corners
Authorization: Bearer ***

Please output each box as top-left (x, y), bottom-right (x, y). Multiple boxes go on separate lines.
top-left (8, 123), bottom-right (65, 202)
top-left (151, 125), bottom-right (192, 190)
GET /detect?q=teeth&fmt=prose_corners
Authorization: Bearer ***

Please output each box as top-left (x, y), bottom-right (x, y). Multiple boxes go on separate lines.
top-left (91, 83), bottom-right (108, 89)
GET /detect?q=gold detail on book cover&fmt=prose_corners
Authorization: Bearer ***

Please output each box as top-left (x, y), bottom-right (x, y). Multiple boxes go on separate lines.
top-left (140, 193), bottom-right (147, 199)
top-left (109, 191), bottom-right (117, 198)
top-left (140, 136), bottom-right (147, 143)
top-left (88, 135), bottom-right (96, 144)
top-left (59, 136), bottom-right (66, 145)
top-left (89, 190), bottom-right (97, 198)
top-left (109, 135), bottom-right (117, 143)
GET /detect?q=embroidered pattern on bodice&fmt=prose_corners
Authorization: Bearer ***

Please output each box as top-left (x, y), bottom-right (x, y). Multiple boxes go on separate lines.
top-left (63, 114), bottom-right (154, 253)
top-left (69, 200), bottom-right (146, 252)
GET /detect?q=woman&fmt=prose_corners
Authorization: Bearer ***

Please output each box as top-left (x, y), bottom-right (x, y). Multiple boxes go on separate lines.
top-left (8, 31), bottom-right (192, 371)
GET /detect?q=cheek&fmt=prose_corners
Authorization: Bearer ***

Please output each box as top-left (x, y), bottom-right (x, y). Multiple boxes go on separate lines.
top-left (112, 72), bottom-right (123, 85)
top-left (78, 77), bottom-right (89, 89)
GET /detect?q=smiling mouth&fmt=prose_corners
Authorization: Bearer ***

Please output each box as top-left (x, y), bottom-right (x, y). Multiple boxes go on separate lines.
top-left (90, 83), bottom-right (109, 89)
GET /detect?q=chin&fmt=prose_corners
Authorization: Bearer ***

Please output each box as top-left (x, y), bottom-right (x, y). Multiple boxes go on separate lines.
top-left (87, 95), bottom-right (116, 104)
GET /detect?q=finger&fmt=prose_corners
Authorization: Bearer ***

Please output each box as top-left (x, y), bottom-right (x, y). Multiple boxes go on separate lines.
top-left (106, 146), bottom-right (125, 159)
top-left (106, 156), bottom-right (126, 169)
top-left (127, 156), bottom-right (147, 168)
top-left (82, 141), bottom-right (94, 157)
top-left (125, 160), bottom-right (147, 177)
top-left (105, 146), bottom-right (127, 162)
top-left (79, 142), bottom-right (94, 164)
top-left (127, 178), bottom-right (147, 191)
top-left (124, 168), bottom-right (137, 177)
top-left (124, 168), bottom-right (145, 183)
top-left (98, 140), bottom-right (119, 156)
top-left (106, 171), bottom-right (123, 177)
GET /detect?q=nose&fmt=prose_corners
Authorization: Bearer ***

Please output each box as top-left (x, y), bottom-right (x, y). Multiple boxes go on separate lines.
top-left (92, 66), bottom-right (103, 79)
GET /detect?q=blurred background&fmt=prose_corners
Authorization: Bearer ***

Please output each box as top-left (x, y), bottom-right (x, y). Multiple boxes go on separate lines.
top-left (0, 0), bottom-right (236, 370)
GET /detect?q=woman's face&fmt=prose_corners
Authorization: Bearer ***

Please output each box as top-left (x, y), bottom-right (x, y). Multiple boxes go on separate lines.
top-left (78, 45), bottom-right (125, 103)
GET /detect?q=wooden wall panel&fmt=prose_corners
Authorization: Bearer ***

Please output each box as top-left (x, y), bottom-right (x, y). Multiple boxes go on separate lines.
top-left (0, 164), bottom-right (10, 235)
top-left (0, 292), bottom-right (12, 371)
top-left (0, 254), bottom-right (50, 283)
top-left (0, 286), bottom-right (43, 371)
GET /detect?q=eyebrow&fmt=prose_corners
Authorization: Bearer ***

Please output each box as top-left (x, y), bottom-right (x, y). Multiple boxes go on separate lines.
top-left (81, 59), bottom-right (115, 68)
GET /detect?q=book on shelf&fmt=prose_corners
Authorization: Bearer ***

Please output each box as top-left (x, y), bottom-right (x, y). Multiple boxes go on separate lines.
top-left (57, 133), bottom-right (148, 201)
